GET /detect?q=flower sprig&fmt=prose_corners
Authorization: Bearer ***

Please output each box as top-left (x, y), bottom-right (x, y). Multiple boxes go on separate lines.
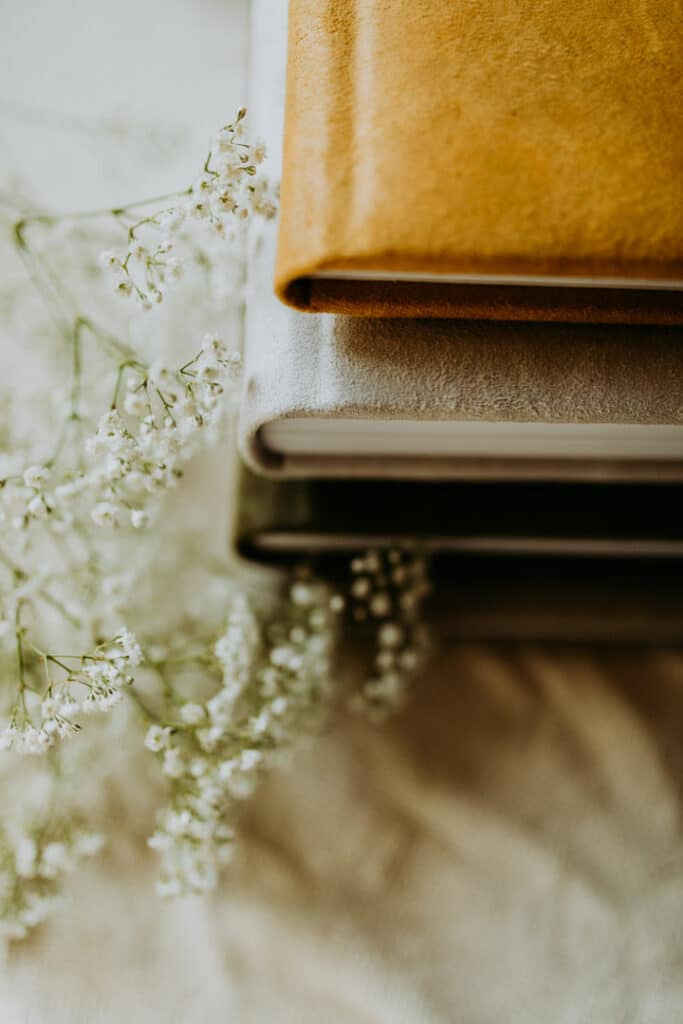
top-left (0, 333), bottom-right (241, 535)
top-left (0, 628), bottom-right (142, 756)
top-left (0, 821), bottom-right (104, 943)
top-left (98, 108), bottom-right (276, 309)
top-left (347, 548), bottom-right (432, 721)
top-left (0, 99), bottom-right (436, 952)
top-left (84, 333), bottom-right (242, 528)
top-left (143, 582), bottom-right (342, 897)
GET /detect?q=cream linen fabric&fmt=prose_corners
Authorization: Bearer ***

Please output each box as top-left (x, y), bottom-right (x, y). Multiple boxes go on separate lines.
top-left (2, 643), bottom-right (683, 1022)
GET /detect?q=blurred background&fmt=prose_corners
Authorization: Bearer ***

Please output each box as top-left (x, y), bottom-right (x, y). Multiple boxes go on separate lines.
top-left (0, 0), bottom-right (248, 209)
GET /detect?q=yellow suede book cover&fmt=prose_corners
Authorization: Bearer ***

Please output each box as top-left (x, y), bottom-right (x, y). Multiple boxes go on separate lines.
top-left (275, 0), bottom-right (683, 323)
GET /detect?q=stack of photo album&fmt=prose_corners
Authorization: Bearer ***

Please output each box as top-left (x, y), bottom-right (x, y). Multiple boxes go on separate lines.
top-left (234, 0), bottom-right (683, 640)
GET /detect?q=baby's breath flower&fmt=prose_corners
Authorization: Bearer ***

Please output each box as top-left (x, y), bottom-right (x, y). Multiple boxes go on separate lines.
top-left (113, 627), bottom-right (143, 667)
top-left (145, 725), bottom-right (171, 753)
top-left (130, 508), bottom-right (150, 529)
top-left (162, 747), bottom-right (185, 778)
top-left (14, 836), bottom-right (37, 878)
top-left (0, 630), bottom-right (141, 758)
top-left (127, 239), bottom-right (147, 263)
top-left (122, 388), bottom-right (148, 417)
top-left (179, 702), bottom-right (205, 725)
top-left (145, 583), bottom-right (342, 898)
top-left (0, 95), bottom-right (434, 949)
top-left (26, 494), bottom-right (50, 520)
top-left (164, 257), bottom-right (183, 282)
top-left (57, 336), bottom-right (242, 528)
top-left (114, 275), bottom-right (133, 298)
top-left (0, 824), bottom-right (104, 944)
top-left (91, 501), bottom-right (120, 527)
top-left (98, 249), bottom-right (120, 270)
top-left (22, 465), bottom-right (50, 490)
top-left (251, 138), bottom-right (267, 164)
top-left (159, 208), bottom-right (185, 235)
top-left (239, 748), bottom-right (262, 772)
top-left (346, 549), bottom-right (432, 721)
top-left (99, 109), bottom-right (277, 309)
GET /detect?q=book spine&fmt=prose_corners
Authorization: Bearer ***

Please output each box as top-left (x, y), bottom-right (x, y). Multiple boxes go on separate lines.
top-left (241, 0), bottom-right (290, 473)
top-left (275, 0), bottom-right (360, 308)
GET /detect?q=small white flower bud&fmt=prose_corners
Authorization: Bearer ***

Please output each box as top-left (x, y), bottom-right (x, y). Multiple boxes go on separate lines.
top-left (162, 747), bottom-right (184, 778)
top-left (114, 275), bottom-right (133, 298)
top-left (290, 582), bottom-right (313, 607)
top-left (239, 749), bottom-right (262, 772)
top-left (179, 703), bottom-right (205, 725)
top-left (15, 837), bottom-right (37, 878)
top-left (369, 592), bottom-right (391, 617)
top-left (145, 724), bottom-right (171, 753)
top-left (251, 138), bottom-right (267, 164)
top-left (26, 494), bottom-right (48, 519)
top-left (123, 390), bottom-right (148, 417)
top-left (129, 508), bottom-right (150, 529)
top-left (378, 622), bottom-right (404, 649)
top-left (99, 250), bottom-right (120, 270)
top-left (164, 257), bottom-right (183, 282)
top-left (128, 240), bottom-right (147, 263)
top-left (270, 696), bottom-right (288, 716)
top-left (23, 465), bottom-right (50, 489)
top-left (351, 577), bottom-right (370, 599)
top-left (91, 501), bottom-right (120, 527)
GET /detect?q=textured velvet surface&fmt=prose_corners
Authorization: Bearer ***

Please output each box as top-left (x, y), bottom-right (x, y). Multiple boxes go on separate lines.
top-left (303, 279), bottom-right (683, 325)
top-left (276, 0), bottom-right (683, 320)
top-left (243, 223), bottom-right (683, 480)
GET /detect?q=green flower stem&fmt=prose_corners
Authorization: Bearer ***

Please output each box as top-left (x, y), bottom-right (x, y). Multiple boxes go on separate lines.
top-left (125, 684), bottom-right (155, 722)
top-left (111, 364), bottom-right (126, 410)
top-left (76, 316), bottom-right (140, 364)
top-left (0, 548), bottom-right (83, 630)
top-left (15, 188), bottom-right (192, 227)
top-left (33, 591), bottom-right (82, 631)
top-left (11, 220), bottom-right (73, 338)
top-left (14, 607), bottom-right (29, 716)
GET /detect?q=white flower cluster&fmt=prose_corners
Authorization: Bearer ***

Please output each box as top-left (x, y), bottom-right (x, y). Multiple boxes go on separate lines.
top-left (0, 88), bottom-right (438, 946)
top-left (0, 825), bottom-right (104, 944)
top-left (0, 335), bottom-right (241, 535)
top-left (99, 109), bottom-right (277, 309)
top-left (0, 463), bottom-right (73, 534)
top-left (347, 549), bottom-right (432, 721)
top-left (146, 584), bottom-right (341, 898)
top-left (84, 336), bottom-right (241, 527)
top-left (0, 629), bottom-right (142, 756)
